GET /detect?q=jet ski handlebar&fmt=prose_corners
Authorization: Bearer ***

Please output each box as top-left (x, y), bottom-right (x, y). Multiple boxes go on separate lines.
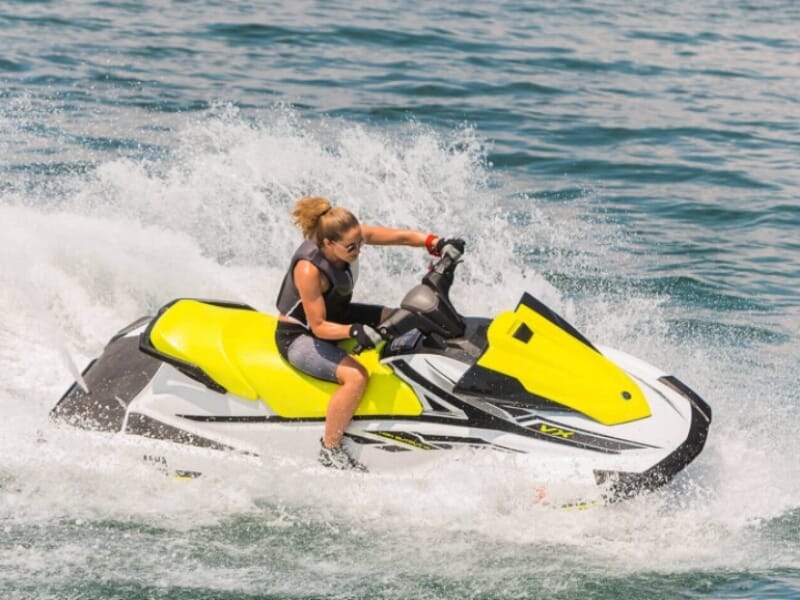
top-left (353, 243), bottom-right (466, 354)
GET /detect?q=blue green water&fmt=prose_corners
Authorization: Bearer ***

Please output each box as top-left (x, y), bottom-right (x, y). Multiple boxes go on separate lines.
top-left (1, 1), bottom-right (798, 597)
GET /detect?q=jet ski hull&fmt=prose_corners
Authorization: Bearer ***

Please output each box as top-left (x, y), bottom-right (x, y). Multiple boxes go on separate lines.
top-left (53, 309), bottom-right (711, 500)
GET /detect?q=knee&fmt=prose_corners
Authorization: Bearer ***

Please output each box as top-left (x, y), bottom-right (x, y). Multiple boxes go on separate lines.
top-left (337, 362), bottom-right (369, 389)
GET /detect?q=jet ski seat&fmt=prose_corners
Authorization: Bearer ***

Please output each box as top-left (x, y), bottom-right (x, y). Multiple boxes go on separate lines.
top-left (140, 299), bottom-right (423, 418)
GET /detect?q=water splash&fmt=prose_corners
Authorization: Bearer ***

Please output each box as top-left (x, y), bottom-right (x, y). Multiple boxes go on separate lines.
top-left (0, 107), bottom-right (797, 588)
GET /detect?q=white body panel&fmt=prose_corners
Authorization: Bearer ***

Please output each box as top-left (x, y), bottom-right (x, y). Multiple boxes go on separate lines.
top-left (116, 338), bottom-right (697, 485)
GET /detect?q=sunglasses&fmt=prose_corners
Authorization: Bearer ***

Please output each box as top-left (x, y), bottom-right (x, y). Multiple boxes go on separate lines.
top-left (332, 238), bottom-right (365, 253)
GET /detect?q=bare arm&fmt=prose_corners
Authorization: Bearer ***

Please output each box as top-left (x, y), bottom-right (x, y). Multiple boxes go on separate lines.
top-left (293, 261), bottom-right (351, 340)
top-left (361, 225), bottom-right (437, 248)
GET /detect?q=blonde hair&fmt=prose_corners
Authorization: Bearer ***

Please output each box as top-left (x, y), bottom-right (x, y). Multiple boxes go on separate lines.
top-left (291, 196), bottom-right (359, 246)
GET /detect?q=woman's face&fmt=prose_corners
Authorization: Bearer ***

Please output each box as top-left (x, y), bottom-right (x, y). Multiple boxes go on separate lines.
top-left (326, 226), bottom-right (364, 263)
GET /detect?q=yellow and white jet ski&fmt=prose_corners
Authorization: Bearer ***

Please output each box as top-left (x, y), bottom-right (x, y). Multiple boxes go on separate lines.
top-left (52, 246), bottom-right (711, 499)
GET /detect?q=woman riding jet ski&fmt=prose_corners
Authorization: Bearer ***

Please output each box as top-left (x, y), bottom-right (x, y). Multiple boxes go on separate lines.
top-left (51, 201), bottom-right (711, 500)
top-left (274, 196), bottom-right (465, 471)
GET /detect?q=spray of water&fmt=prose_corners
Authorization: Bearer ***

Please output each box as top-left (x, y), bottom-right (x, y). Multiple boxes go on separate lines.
top-left (1, 106), bottom-right (798, 581)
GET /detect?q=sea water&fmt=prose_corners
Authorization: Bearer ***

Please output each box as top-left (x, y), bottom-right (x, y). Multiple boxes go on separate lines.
top-left (1, 1), bottom-right (798, 598)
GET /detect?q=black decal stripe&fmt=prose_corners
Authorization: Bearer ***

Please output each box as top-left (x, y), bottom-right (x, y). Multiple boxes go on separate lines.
top-left (126, 413), bottom-right (237, 452)
top-left (178, 414), bottom-right (293, 422)
top-left (524, 418), bottom-right (660, 450)
top-left (454, 365), bottom-right (572, 412)
top-left (391, 360), bottom-right (623, 454)
top-left (177, 414), bottom-right (409, 423)
top-left (348, 430), bottom-right (523, 454)
top-left (498, 403), bottom-right (536, 419)
top-left (343, 432), bottom-right (383, 445)
top-left (374, 431), bottom-right (436, 450)
top-left (660, 376), bottom-right (712, 422)
top-left (411, 434), bottom-right (489, 445)
top-left (423, 394), bottom-right (452, 413)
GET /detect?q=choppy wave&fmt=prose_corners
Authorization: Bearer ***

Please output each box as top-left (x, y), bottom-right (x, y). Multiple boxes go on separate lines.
top-left (1, 0), bottom-right (798, 597)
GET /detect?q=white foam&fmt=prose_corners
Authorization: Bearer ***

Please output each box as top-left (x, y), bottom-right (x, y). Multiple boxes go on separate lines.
top-left (1, 107), bottom-right (797, 573)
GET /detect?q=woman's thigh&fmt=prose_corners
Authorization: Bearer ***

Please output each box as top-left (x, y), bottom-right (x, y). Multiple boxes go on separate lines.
top-left (285, 334), bottom-right (350, 383)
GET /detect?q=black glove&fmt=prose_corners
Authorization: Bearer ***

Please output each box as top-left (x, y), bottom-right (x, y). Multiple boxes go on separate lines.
top-left (434, 237), bottom-right (466, 256)
top-left (349, 323), bottom-right (383, 351)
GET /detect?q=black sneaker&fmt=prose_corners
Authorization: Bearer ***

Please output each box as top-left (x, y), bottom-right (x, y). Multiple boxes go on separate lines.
top-left (318, 439), bottom-right (368, 472)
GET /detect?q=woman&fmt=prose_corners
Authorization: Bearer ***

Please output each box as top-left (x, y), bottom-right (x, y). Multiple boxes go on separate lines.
top-left (275, 196), bottom-right (463, 471)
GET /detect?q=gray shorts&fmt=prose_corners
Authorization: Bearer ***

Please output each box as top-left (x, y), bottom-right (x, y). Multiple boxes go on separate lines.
top-left (285, 333), bottom-right (349, 383)
top-left (275, 303), bottom-right (384, 383)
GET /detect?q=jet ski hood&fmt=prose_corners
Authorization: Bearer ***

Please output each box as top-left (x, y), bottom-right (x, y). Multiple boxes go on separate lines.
top-left (454, 293), bottom-right (650, 425)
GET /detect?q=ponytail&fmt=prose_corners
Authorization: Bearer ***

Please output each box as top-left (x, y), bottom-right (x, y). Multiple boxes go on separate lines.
top-left (292, 196), bottom-right (359, 246)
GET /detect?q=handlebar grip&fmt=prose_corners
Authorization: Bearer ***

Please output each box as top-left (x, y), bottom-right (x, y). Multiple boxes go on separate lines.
top-left (352, 343), bottom-right (364, 355)
top-left (441, 243), bottom-right (464, 262)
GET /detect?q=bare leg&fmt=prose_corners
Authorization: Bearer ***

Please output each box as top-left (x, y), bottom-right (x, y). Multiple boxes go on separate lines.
top-left (323, 356), bottom-right (368, 448)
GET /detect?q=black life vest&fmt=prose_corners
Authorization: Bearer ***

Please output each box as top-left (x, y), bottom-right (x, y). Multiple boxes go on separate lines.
top-left (275, 239), bottom-right (354, 327)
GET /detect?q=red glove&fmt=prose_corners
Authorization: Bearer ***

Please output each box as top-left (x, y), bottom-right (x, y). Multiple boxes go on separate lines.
top-left (425, 233), bottom-right (440, 256)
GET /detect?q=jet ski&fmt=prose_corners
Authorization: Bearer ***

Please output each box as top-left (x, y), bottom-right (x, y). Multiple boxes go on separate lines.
top-left (52, 245), bottom-right (711, 499)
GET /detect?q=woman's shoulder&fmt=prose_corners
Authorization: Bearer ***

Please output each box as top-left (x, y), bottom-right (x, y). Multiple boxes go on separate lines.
top-left (294, 257), bottom-right (321, 275)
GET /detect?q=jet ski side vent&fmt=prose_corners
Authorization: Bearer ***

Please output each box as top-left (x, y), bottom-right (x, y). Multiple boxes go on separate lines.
top-left (517, 292), bottom-right (597, 352)
top-left (513, 323), bottom-right (533, 343)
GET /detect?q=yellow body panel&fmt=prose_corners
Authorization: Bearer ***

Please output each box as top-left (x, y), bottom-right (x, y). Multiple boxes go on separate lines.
top-left (478, 303), bottom-right (650, 425)
top-left (149, 300), bottom-right (422, 418)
